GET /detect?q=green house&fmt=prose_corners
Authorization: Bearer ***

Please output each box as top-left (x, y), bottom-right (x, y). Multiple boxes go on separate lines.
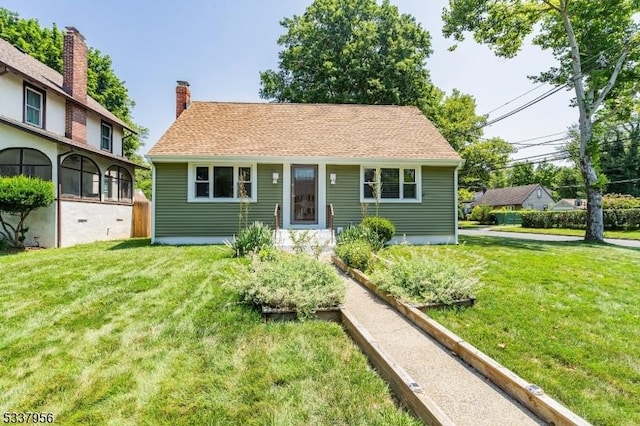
top-left (147, 82), bottom-right (463, 245)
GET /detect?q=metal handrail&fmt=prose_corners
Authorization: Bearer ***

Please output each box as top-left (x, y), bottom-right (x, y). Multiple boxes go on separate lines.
top-left (274, 203), bottom-right (280, 240)
top-left (328, 203), bottom-right (335, 243)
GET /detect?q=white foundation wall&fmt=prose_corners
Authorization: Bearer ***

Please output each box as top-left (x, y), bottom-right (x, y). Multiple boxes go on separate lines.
top-left (60, 201), bottom-right (132, 247)
top-left (1, 204), bottom-right (55, 248)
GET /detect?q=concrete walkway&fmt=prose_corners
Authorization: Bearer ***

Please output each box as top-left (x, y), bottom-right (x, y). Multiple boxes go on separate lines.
top-left (341, 273), bottom-right (544, 425)
top-left (460, 228), bottom-right (640, 248)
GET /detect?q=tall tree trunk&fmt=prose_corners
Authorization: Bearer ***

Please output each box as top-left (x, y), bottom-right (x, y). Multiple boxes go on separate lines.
top-left (580, 157), bottom-right (604, 241)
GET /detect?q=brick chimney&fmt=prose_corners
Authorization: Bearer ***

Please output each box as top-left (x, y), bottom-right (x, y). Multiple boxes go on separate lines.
top-left (176, 81), bottom-right (191, 118)
top-left (63, 26), bottom-right (87, 143)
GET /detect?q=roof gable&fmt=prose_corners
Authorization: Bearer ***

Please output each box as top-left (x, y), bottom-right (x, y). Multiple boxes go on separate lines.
top-left (477, 184), bottom-right (552, 206)
top-left (148, 102), bottom-right (462, 161)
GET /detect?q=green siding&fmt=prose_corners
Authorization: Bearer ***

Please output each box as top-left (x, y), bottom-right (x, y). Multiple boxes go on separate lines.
top-left (155, 163), bottom-right (282, 237)
top-left (326, 165), bottom-right (455, 236)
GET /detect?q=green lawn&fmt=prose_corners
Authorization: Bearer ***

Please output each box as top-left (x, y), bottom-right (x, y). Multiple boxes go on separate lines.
top-left (494, 225), bottom-right (640, 240)
top-left (0, 240), bottom-right (419, 425)
top-left (382, 237), bottom-right (640, 425)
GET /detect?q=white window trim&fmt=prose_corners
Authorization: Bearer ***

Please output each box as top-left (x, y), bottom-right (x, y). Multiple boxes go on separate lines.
top-left (359, 165), bottom-right (422, 204)
top-left (101, 122), bottom-right (113, 152)
top-left (24, 86), bottom-right (44, 128)
top-left (187, 163), bottom-right (257, 203)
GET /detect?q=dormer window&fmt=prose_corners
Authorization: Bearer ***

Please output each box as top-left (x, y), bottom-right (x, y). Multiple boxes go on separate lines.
top-left (24, 84), bottom-right (45, 128)
top-left (101, 121), bottom-right (113, 152)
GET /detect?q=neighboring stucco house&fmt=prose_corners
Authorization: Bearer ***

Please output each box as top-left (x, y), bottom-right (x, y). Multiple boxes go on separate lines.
top-left (0, 27), bottom-right (139, 247)
top-left (551, 198), bottom-right (587, 211)
top-left (147, 82), bottom-right (463, 245)
top-left (474, 184), bottom-right (555, 211)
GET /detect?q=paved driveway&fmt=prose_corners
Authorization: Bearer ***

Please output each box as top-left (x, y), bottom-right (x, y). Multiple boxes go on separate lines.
top-left (459, 229), bottom-right (640, 249)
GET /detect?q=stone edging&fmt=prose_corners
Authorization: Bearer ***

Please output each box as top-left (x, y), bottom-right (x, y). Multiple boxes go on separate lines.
top-left (332, 255), bottom-right (592, 426)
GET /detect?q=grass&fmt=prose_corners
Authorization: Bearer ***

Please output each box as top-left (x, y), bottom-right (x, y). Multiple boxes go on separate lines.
top-left (0, 239), bottom-right (419, 425)
top-left (382, 237), bottom-right (640, 425)
top-left (493, 225), bottom-right (640, 240)
top-left (457, 220), bottom-right (486, 229)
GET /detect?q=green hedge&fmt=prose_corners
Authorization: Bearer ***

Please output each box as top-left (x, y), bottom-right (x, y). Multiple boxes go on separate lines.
top-left (521, 209), bottom-right (640, 230)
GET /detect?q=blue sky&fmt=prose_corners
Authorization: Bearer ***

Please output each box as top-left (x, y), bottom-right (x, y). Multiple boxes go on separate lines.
top-left (3, 0), bottom-right (576, 160)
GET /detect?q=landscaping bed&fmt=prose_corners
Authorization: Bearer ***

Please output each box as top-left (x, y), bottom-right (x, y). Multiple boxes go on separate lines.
top-left (402, 236), bottom-right (640, 425)
top-left (0, 239), bottom-right (419, 425)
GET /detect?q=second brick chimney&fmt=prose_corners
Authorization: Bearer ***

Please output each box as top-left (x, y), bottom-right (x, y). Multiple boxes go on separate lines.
top-left (176, 81), bottom-right (191, 118)
top-left (63, 26), bottom-right (87, 143)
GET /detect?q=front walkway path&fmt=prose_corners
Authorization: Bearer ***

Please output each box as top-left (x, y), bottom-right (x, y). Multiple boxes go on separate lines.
top-left (341, 273), bottom-right (544, 425)
top-left (460, 229), bottom-right (640, 248)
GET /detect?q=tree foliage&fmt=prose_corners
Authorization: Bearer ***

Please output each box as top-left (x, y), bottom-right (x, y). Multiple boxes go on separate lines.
top-left (260, 0), bottom-right (436, 110)
top-left (443, 0), bottom-right (640, 241)
top-left (0, 175), bottom-right (55, 248)
top-left (260, 0), bottom-right (503, 188)
top-left (459, 137), bottom-right (514, 189)
top-left (0, 8), bottom-right (146, 158)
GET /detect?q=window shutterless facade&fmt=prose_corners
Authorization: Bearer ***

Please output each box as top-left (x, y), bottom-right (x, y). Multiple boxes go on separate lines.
top-left (101, 121), bottom-right (113, 152)
top-left (188, 163), bottom-right (256, 202)
top-left (104, 166), bottom-right (133, 203)
top-left (24, 84), bottom-right (45, 128)
top-left (361, 166), bottom-right (421, 203)
top-left (0, 148), bottom-right (52, 180)
top-left (60, 155), bottom-right (101, 200)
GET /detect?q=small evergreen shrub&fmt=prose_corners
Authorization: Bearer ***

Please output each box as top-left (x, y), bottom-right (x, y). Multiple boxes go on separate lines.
top-left (469, 204), bottom-right (494, 224)
top-left (370, 251), bottom-right (481, 305)
top-left (335, 240), bottom-right (373, 271)
top-left (227, 221), bottom-right (273, 257)
top-left (336, 224), bottom-right (383, 251)
top-left (0, 175), bottom-right (55, 247)
top-left (361, 216), bottom-right (396, 244)
top-left (236, 254), bottom-right (345, 319)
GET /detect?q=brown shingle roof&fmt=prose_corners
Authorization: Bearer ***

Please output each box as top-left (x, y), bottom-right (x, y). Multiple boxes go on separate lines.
top-left (148, 102), bottom-right (461, 161)
top-left (476, 184), bottom-right (551, 207)
top-left (0, 38), bottom-right (132, 131)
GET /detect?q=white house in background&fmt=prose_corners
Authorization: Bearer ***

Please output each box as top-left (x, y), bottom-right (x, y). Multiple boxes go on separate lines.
top-left (0, 27), bottom-right (140, 247)
top-left (551, 198), bottom-right (588, 211)
top-left (473, 184), bottom-right (555, 211)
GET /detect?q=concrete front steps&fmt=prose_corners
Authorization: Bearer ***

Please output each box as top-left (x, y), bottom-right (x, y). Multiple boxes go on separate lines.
top-left (274, 229), bottom-right (335, 252)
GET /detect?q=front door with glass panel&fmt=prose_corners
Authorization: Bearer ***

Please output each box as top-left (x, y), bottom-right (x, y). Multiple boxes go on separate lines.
top-left (291, 165), bottom-right (317, 224)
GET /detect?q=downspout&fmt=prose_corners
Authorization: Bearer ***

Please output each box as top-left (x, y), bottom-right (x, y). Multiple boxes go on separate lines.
top-left (56, 150), bottom-right (74, 248)
top-left (454, 161), bottom-right (464, 245)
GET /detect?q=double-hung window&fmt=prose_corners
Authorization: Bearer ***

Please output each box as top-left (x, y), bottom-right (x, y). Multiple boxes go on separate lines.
top-left (101, 121), bottom-right (113, 152)
top-left (24, 85), bottom-right (44, 128)
top-left (190, 164), bottom-right (255, 202)
top-left (361, 166), bottom-right (420, 202)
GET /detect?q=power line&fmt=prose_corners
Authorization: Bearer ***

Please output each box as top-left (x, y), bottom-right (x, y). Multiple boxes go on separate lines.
top-left (485, 82), bottom-right (549, 115)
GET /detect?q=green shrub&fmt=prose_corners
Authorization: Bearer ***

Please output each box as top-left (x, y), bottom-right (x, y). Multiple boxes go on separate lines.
top-left (361, 216), bottom-right (396, 244)
top-left (521, 210), bottom-right (640, 230)
top-left (336, 224), bottom-right (383, 251)
top-left (236, 254), bottom-right (345, 319)
top-left (335, 240), bottom-right (373, 271)
top-left (227, 221), bottom-right (273, 257)
top-left (370, 251), bottom-right (481, 305)
top-left (603, 194), bottom-right (640, 209)
top-left (469, 204), bottom-right (494, 224)
top-left (0, 175), bottom-right (55, 247)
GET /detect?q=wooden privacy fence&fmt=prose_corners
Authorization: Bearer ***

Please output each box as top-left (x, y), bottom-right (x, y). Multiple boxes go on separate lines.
top-left (131, 190), bottom-right (150, 238)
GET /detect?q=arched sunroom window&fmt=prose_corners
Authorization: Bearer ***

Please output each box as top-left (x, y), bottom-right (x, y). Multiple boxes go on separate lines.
top-left (104, 166), bottom-right (133, 203)
top-left (61, 155), bottom-right (100, 200)
top-left (0, 148), bottom-right (52, 180)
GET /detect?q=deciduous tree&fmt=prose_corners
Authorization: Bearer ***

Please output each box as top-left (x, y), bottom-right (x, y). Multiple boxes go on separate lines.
top-left (443, 0), bottom-right (640, 241)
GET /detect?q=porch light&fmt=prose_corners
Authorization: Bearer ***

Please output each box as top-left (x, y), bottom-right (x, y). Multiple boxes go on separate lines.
top-left (330, 173), bottom-right (337, 185)
top-left (272, 172), bottom-right (279, 184)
